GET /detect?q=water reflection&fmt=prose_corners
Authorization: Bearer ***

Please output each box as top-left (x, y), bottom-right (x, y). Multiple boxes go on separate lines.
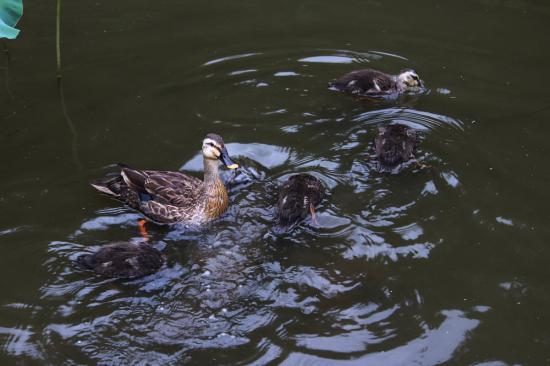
top-left (0, 326), bottom-right (38, 358)
top-left (283, 309), bottom-right (480, 365)
top-left (298, 49), bottom-right (388, 65)
top-left (299, 56), bottom-right (356, 64)
top-left (203, 52), bottom-right (262, 67)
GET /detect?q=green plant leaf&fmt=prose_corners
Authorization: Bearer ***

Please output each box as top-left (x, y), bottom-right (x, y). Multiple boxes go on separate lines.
top-left (0, 0), bottom-right (23, 39)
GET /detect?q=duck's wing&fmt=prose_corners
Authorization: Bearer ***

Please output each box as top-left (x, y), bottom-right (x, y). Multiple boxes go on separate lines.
top-left (303, 175), bottom-right (326, 206)
top-left (144, 171), bottom-right (203, 206)
top-left (276, 185), bottom-right (307, 228)
top-left (121, 167), bottom-right (202, 207)
top-left (330, 69), bottom-right (394, 95)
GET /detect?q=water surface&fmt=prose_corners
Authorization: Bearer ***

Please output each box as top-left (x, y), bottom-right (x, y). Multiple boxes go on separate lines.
top-left (1, 0), bottom-right (550, 365)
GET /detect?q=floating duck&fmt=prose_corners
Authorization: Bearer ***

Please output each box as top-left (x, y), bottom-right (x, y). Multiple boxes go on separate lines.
top-left (373, 124), bottom-right (419, 172)
top-left (76, 242), bottom-right (164, 278)
top-left (91, 133), bottom-right (239, 224)
top-left (329, 68), bottom-right (424, 97)
top-left (274, 173), bottom-right (325, 233)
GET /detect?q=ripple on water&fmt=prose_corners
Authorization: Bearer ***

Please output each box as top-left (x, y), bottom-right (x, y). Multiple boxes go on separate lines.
top-left (282, 309), bottom-right (480, 365)
top-left (16, 48), bottom-right (480, 364)
top-left (298, 49), bottom-right (388, 64)
top-left (352, 108), bottom-right (465, 132)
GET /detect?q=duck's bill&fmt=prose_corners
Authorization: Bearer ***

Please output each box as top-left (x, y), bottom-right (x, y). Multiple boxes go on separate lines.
top-left (417, 80), bottom-right (426, 91)
top-left (408, 83), bottom-right (427, 94)
top-left (220, 147), bottom-right (239, 169)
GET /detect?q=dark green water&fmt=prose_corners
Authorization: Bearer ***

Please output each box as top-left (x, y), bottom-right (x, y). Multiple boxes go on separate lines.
top-left (1, 0), bottom-right (550, 364)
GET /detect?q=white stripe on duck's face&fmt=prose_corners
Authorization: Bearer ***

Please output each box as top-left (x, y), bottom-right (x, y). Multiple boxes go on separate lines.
top-left (398, 70), bottom-right (422, 89)
top-left (202, 138), bottom-right (222, 160)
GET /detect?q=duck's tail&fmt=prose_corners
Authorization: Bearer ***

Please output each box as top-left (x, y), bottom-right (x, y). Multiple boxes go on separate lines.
top-left (90, 172), bottom-right (126, 199)
top-left (118, 164), bottom-right (148, 192)
top-left (90, 163), bottom-right (139, 198)
top-left (327, 80), bottom-right (341, 91)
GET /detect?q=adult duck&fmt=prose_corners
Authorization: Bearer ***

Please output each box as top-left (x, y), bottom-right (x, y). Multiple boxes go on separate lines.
top-left (329, 68), bottom-right (424, 98)
top-left (91, 133), bottom-right (239, 224)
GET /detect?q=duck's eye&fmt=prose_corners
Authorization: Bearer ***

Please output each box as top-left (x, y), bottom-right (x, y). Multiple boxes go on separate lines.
top-left (207, 143), bottom-right (221, 154)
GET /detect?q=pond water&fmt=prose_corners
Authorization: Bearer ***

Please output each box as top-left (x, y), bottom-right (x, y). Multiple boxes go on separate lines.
top-left (1, 0), bottom-right (550, 364)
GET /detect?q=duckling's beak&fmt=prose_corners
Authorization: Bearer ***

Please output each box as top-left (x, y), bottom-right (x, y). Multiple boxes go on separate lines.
top-left (220, 147), bottom-right (239, 169)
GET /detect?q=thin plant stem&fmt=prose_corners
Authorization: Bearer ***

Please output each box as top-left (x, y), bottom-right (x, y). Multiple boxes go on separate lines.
top-left (56, 0), bottom-right (62, 79)
top-left (55, 0), bottom-right (81, 170)
top-left (57, 78), bottom-right (82, 171)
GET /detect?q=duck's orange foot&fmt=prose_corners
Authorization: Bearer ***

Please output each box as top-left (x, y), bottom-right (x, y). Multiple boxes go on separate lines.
top-left (138, 219), bottom-right (149, 240)
top-left (309, 203), bottom-right (319, 226)
top-left (414, 162), bottom-right (431, 170)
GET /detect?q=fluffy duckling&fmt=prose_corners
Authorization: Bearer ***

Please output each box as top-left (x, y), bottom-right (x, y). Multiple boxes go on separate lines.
top-left (274, 174), bottom-right (326, 233)
top-left (91, 133), bottom-right (239, 224)
top-left (76, 242), bottom-right (164, 278)
top-left (374, 124), bottom-right (418, 172)
top-left (329, 68), bottom-right (424, 97)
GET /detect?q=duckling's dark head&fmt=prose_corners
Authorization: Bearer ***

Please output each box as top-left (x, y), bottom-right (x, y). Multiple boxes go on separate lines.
top-left (397, 69), bottom-right (424, 91)
top-left (202, 133), bottom-right (239, 169)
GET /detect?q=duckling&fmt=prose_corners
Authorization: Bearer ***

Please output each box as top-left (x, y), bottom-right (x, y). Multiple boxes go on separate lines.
top-left (274, 174), bottom-right (326, 232)
top-left (329, 68), bottom-right (424, 97)
top-left (374, 124), bottom-right (418, 172)
top-left (76, 242), bottom-right (164, 278)
top-left (91, 133), bottom-right (239, 224)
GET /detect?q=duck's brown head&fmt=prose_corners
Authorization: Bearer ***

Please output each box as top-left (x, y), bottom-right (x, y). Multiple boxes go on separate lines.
top-left (397, 69), bottom-right (424, 92)
top-left (202, 133), bottom-right (239, 169)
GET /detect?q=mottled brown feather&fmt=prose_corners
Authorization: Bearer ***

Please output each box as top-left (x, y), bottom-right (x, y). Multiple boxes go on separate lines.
top-left (91, 165), bottom-right (228, 224)
top-left (76, 242), bottom-right (164, 278)
top-left (329, 69), bottom-right (397, 96)
top-left (275, 174), bottom-right (325, 231)
top-left (374, 124), bottom-right (418, 170)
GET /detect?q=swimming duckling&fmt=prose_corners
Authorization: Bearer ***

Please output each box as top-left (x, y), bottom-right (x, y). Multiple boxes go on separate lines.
top-left (274, 174), bottom-right (326, 232)
top-left (91, 133), bottom-right (239, 224)
top-left (329, 68), bottom-right (424, 97)
top-left (76, 242), bottom-right (164, 278)
top-left (374, 124), bottom-right (418, 173)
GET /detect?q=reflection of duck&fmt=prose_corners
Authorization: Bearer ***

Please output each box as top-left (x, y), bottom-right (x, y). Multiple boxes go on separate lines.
top-left (91, 134), bottom-right (239, 224)
top-left (374, 124), bottom-right (418, 172)
top-left (274, 174), bottom-right (325, 232)
top-left (76, 242), bottom-right (164, 278)
top-left (329, 68), bottom-right (424, 97)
